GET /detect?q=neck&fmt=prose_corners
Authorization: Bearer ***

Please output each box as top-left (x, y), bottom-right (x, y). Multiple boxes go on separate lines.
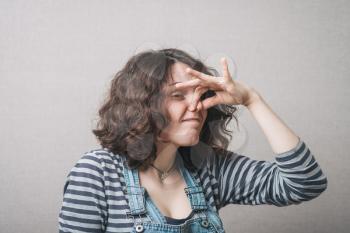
top-left (153, 141), bottom-right (179, 172)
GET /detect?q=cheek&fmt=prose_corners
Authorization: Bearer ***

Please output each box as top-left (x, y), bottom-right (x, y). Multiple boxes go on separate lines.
top-left (166, 103), bottom-right (186, 121)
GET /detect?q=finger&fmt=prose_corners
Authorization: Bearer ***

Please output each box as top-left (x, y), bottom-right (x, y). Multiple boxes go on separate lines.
top-left (174, 79), bottom-right (202, 90)
top-left (221, 57), bottom-right (233, 82)
top-left (185, 67), bottom-right (216, 83)
top-left (202, 94), bottom-right (221, 110)
top-left (189, 86), bottom-right (209, 111)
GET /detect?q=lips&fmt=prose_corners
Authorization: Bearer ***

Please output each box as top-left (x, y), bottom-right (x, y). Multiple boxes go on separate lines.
top-left (182, 118), bottom-right (201, 128)
top-left (182, 118), bottom-right (200, 122)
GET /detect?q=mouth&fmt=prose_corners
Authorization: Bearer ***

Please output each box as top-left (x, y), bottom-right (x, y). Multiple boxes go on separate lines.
top-left (182, 117), bottom-right (200, 122)
top-left (182, 118), bottom-right (201, 126)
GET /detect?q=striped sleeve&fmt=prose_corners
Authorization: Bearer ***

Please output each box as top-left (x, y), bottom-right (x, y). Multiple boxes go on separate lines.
top-left (210, 137), bottom-right (328, 209)
top-left (59, 153), bottom-right (107, 233)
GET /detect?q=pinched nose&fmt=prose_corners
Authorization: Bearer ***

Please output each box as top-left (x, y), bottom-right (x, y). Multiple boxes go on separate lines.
top-left (188, 85), bottom-right (209, 112)
top-left (188, 93), bottom-right (204, 112)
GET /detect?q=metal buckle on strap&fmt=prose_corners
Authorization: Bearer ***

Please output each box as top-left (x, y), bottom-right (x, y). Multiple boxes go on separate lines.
top-left (126, 212), bottom-right (145, 232)
top-left (134, 222), bottom-right (144, 232)
top-left (201, 219), bottom-right (209, 228)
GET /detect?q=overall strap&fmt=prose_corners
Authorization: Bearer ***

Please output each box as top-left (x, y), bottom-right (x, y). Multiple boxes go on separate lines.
top-left (179, 156), bottom-right (208, 212)
top-left (122, 157), bottom-right (147, 216)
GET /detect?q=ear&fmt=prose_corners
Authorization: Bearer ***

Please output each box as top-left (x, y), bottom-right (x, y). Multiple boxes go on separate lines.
top-left (156, 132), bottom-right (170, 143)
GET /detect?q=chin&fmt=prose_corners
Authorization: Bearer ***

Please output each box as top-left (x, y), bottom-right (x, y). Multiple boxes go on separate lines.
top-left (175, 135), bottom-right (200, 146)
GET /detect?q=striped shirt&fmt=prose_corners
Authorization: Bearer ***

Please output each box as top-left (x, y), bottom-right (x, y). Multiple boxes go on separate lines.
top-left (58, 138), bottom-right (328, 232)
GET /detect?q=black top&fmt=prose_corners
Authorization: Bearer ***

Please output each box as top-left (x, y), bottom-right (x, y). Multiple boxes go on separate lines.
top-left (164, 210), bottom-right (195, 225)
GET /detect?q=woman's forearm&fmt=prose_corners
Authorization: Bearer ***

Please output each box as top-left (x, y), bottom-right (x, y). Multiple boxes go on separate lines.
top-left (245, 90), bottom-right (300, 154)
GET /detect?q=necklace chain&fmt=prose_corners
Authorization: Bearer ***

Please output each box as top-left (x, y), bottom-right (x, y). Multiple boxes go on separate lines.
top-left (150, 162), bottom-right (177, 181)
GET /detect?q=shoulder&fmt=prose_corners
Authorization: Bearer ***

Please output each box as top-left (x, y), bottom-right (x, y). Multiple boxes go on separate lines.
top-left (80, 147), bottom-right (124, 165)
top-left (68, 148), bottom-right (126, 181)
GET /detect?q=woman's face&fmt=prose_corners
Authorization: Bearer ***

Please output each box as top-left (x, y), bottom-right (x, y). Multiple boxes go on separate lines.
top-left (158, 62), bottom-right (208, 146)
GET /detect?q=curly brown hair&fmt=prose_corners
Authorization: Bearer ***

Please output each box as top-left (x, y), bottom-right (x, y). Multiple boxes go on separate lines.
top-left (92, 48), bottom-right (239, 170)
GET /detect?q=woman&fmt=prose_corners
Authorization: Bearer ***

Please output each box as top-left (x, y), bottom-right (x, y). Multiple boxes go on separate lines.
top-left (58, 48), bottom-right (328, 233)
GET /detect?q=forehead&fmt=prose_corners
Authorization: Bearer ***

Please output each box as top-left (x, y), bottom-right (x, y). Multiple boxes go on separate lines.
top-left (167, 62), bottom-right (194, 85)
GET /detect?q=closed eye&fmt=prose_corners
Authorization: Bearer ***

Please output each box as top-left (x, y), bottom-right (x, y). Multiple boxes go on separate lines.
top-left (171, 93), bottom-right (185, 98)
top-left (171, 91), bottom-right (211, 100)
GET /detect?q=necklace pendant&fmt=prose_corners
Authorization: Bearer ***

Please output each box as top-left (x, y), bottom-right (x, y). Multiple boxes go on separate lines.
top-left (160, 172), bottom-right (168, 181)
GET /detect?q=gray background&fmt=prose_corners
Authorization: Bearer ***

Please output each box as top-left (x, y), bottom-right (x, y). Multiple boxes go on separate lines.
top-left (0, 0), bottom-right (348, 232)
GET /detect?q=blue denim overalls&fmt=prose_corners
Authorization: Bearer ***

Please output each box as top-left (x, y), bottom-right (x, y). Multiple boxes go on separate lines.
top-left (122, 154), bottom-right (225, 233)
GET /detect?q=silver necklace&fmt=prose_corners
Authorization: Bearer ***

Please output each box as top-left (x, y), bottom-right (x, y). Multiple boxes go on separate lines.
top-left (150, 162), bottom-right (177, 181)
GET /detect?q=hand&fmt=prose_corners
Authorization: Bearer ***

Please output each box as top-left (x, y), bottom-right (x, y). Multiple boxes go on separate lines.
top-left (174, 57), bottom-right (259, 110)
